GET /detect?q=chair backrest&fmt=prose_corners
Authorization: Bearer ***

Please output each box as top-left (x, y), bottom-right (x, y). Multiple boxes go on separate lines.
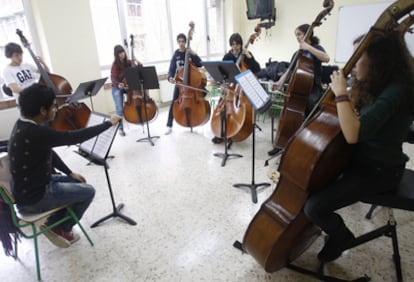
top-left (0, 152), bottom-right (14, 203)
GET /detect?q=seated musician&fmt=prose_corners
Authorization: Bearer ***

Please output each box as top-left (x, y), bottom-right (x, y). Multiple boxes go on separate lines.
top-left (268, 24), bottom-right (330, 156)
top-left (8, 83), bottom-right (120, 248)
top-left (304, 32), bottom-right (414, 262)
top-left (2, 42), bottom-right (50, 103)
top-left (211, 33), bottom-right (261, 144)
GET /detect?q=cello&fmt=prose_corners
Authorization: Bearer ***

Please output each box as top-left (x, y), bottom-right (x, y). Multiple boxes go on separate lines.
top-left (16, 29), bottom-right (91, 131)
top-left (173, 22), bottom-right (211, 129)
top-left (210, 26), bottom-right (261, 142)
top-left (123, 34), bottom-right (158, 124)
top-left (272, 1), bottom-right (334, 152)
top-left (240, 0), bottom-right (414, 273)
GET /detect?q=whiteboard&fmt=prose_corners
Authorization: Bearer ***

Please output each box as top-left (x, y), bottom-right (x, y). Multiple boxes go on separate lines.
top-left (335, 1), bottom-right (414, 63)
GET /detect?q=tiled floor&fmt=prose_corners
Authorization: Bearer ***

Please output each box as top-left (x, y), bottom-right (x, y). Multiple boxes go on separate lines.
top-left (1, 106), bottom-right (414, 282)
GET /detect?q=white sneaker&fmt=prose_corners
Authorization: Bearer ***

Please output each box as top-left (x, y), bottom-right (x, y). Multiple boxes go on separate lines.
top-left (164, 127), bottom-right (172, 135)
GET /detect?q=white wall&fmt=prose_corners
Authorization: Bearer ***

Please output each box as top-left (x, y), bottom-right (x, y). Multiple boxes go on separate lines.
top-left (29, 0), bottom-right (113, 113)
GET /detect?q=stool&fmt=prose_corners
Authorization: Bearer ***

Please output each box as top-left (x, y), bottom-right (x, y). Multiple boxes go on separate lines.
top-left (288, 168), bottom-right (414, 282)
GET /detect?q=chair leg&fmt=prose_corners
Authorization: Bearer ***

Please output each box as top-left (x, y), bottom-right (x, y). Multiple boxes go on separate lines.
top-left (31, 225), bottom-right (42, 281)
top-left (13, 231), bottom-right (18, 259)
top-left (365, 204), bottom-right (378, 219)
top-left (388, 215), bottom-right (403, 281)
top-left (66, 207), bottom-right (94, 246)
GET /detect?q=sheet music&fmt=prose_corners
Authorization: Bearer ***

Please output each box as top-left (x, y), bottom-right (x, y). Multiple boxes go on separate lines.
top-left (79, 112), bottom-right (118, 161)
top-left (79, 113), bottom-right (103, 154)
top-left (92, 124), bottom-right (117, 160)
top-left (235, 69), bottom-right (271, 112)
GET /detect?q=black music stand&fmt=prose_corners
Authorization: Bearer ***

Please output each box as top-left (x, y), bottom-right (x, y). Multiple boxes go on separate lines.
top-left (233, 69), bottom-right (272, 203)
top-left (66, 77), bottom-right (107, 112)
top-left (203, 60), bottom-right (243, 167)
top-left (77, 112), bottom-right (136, 227)
top-left (124, 66), bottom-right (160, 146)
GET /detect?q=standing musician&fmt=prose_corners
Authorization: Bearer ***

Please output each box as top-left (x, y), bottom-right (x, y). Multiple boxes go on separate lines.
top-left (211, 32), bottom-right (261, 144)
top-left (164, 33), bottom-right (202, 135)
top-left (8, 83), bottom-right (121, 247)
top-left (304, 32), bottom-right (414, 262)
top-left (268, 24), bottom-right (330, 156)
top-left (3, 42), bottom-right (50, 103)
top-left (110, 45), bottom-right (142, 137)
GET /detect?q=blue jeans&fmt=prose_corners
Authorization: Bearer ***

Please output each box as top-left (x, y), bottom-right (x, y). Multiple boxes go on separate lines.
top-left (18, 175), bottom-right (96, 232)
top-left (166, 87), bottom-right (180, 127)
top-left (112, 86), bottom-right (124, 129)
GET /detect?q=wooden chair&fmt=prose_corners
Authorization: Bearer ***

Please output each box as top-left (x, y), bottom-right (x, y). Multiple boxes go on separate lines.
top-left (0, 152), bottom-right (94, 281)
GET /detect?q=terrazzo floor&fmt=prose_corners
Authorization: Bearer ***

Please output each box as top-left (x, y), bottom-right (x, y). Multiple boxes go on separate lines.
top-left (1, 105), bottom-right (414, 282)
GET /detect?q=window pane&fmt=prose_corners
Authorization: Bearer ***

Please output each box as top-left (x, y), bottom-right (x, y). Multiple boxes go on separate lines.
top-left (168, 0), bottom-right (207, 57)
top-left (207, 0), bottom-right (225, 59)
top-left (0, 0), bottom-right (29, 70)
top-left (123, 0), bottom-right (171, 72)
top-left (89, 0), bottom-right (122, 76)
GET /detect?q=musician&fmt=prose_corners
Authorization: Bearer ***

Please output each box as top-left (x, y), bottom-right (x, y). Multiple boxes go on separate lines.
top-left (164, 33), bottom-right (202, 135)
top-left (304, 32), bottom-right (414, 262)
top-left (8, 83), bottom-right (121, 248)
top-left (2, 42), bottom-right (50, 103)
top-left (110, 44), bottom-right (137, 136)
top-left (211, 32), bottom-right (261, 144)
top-left (268, 24), bottom-right (329, 155)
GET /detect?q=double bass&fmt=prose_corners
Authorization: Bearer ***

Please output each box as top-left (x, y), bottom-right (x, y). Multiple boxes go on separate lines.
top-left (173, 22), bottom-right (211, 129)
top-left (241, 0), bottom-right (414, 272)
top-left (210, 26), bottom-right (261, 142)
top-left (16, 29), bottom-right (91, 131)
top-left (123, 34), bottom-right (158, 124)
top-left (272, 2), bottom-right (333, 152)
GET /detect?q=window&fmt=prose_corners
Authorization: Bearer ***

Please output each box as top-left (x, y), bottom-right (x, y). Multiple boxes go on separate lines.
top-left (127, 0), bottom-right (143, 17)
top-left (0, 0), bottom-right (34, 101)
top-left (90, 0), bottom-right (225, 77)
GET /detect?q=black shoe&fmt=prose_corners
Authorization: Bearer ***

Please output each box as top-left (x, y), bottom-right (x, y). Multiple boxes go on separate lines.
top-left (317, 227), bottom-right (355, 262)
top-left (268, 147), bottom-right (280, 156)
top-left (212, 137), bottom-right (224, 144)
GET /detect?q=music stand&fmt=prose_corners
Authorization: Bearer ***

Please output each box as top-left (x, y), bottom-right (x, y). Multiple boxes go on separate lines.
top-left (233, 69), bottom-right (271, 203)
top-left (77, 112), bottom-right (136, 227)
top-left (124, 66), bottom-right (160, 146)
top-left (203, 60), bottom-right (243, 167)
top-left (66, 77), bottom-right (107, 112)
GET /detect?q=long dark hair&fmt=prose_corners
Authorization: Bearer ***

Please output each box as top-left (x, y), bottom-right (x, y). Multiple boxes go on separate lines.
top-left (113, 45), bottom-right (128, 68)
top-left (351, 32), bottom-right (414, 112)
top-left (297, 24), bottom-right (320, 45)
